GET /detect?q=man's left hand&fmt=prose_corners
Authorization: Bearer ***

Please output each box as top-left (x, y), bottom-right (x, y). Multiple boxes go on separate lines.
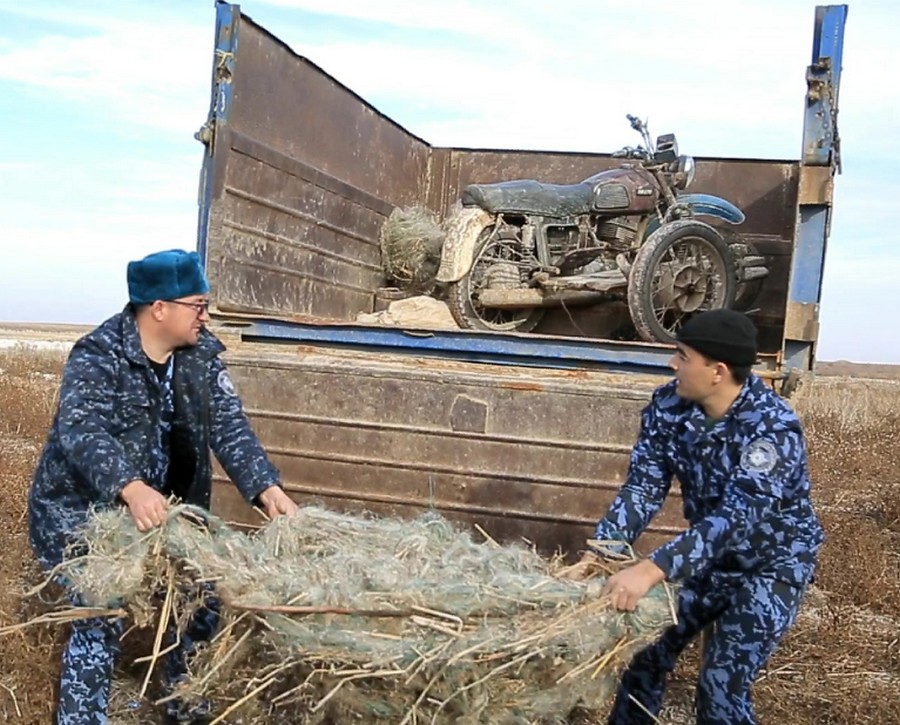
top-left (601, 559), bottom-right (666, 612)
top-left (258, 486), bottom-right (299, 518)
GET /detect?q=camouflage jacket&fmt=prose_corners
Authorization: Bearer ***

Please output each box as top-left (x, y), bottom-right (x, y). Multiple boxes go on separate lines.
top-left (29, 308), bottom-right (280, 567)
top-left (594, 374), bottom-right (825, 587)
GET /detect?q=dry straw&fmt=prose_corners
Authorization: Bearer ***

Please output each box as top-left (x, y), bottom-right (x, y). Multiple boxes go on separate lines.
top-left (21, 504), bottom-right (676, 724)
top-left (379, 205), bottom-right (446, 291)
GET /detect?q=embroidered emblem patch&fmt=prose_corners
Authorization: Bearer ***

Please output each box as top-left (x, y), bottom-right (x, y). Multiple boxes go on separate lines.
top-left (740, 439), bottom-right (778, 474)
top-left (217, 369), bottom-right (237, 397)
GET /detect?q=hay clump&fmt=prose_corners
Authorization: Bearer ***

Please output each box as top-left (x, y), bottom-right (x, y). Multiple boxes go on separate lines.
top-left (379, 205), bottom-right (446, 291)
top-left (44, 505), bottom-right (675, 724)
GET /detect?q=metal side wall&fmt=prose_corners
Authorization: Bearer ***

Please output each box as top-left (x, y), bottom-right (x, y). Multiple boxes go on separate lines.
top-left (212, 338), bottom-right (684, 556)
top-left (200, 5), bottom-right (431, 321)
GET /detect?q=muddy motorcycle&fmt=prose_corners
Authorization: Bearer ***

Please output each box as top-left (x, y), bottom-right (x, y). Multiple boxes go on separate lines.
top-left (435, 115), bottom-right (769, 343)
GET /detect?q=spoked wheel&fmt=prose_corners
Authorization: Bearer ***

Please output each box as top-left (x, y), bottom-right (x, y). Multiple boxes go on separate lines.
top-left (446, 226), bottom-right (544, 332)
top-left (627, 220), bottom-right (735, 343)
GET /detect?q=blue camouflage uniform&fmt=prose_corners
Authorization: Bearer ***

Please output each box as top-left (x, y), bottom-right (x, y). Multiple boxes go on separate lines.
top-left (29, 307), bottom-right (281, 724)
top-left (594, 374), bottom-right (824, 724)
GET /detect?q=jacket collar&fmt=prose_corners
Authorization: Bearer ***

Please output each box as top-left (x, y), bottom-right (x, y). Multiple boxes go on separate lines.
top-left (119, 305), bottom-right (225, 365)
top-left (120, 306), bottom-right (148, 367)
top-left (683, 374), bottom-right (764, 439)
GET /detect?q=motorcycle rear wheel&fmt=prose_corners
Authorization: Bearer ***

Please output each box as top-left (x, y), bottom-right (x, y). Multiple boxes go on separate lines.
top-left (627, 220), bottom-right (736, 344)
top-left (446, 226), bottom-right (545, 333)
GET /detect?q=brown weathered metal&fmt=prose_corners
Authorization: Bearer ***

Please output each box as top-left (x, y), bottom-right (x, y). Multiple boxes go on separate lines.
top-left (798, 165), bottom-right (835, 205)
top-left (213, 339), bottom-right (683, 556)
top-left (204, 17), bottom-right (431, 321)
top-left (784, 300), bottom-right (821, 342)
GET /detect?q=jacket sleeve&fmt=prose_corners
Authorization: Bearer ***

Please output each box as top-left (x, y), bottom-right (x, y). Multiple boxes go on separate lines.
top-left (649, 429), bottom-right (799, 582)
top-left (56, 342), bottom-right (143, 502)
top-left (207, 356), bottom-right (281, 504)
top-left (593, 392), bottom-right (674, 547)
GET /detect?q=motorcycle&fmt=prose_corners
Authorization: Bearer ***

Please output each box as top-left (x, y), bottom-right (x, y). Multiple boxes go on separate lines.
top-left (435, 115), bottom-right (769, 343)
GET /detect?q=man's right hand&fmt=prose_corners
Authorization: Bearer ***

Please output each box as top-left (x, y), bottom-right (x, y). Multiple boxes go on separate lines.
top-left (120, 479), bottom-right (168, 532)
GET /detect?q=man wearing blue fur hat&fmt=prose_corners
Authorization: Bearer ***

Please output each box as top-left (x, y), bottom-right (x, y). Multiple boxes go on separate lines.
top-left (29, 249), bottom-right (298, 725)
top-left (564, 309), bottom-right (823, 724)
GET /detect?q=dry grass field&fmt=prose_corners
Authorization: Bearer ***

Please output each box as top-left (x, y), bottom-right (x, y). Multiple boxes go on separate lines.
top-left (0, 339), bottom-right (898, 723)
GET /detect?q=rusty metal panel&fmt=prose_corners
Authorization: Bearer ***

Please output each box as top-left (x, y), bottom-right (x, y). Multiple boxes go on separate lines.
top-left (784, 300), bottom-right (820, 342)
top-left (798, 165), bottom-right (834, 205)
top-left (204, 13), bottom-right (430, 320)
top-left (211, 341), bottom-right (684, 557)
top-left (230, 17), bottom-right (429, 206)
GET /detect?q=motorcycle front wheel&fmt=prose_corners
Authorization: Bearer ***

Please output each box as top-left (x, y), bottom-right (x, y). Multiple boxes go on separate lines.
top-left (446, 226), bottom-right (545, 333)
top-left (627, 220), bottom-right (736, 344)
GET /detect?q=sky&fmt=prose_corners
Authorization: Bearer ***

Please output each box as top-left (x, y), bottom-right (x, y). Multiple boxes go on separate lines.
top-left (0, 0), bottom-right (897, 363)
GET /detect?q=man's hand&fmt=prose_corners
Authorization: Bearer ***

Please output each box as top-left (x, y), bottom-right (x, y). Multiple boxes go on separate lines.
top-left (601, 559), bottom-right (666, 611)
top-left (120, 479), bottom-right (168, 532)
top-left (557, 551), bottom-right (602, 582)
top-left (258, 485), bottom-right (298, 519)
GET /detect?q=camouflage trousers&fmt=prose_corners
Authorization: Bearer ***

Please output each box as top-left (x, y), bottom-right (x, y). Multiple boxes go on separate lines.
top-left (57, 594), bottom-right (220, 725)
top-left (607, 571), bottom-right (807, 725)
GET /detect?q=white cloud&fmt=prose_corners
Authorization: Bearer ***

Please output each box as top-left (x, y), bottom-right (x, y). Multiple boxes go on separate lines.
top-left (256, 0), bottom-right (533, 37)
top-left (0, 6), bottom-right (212, 137)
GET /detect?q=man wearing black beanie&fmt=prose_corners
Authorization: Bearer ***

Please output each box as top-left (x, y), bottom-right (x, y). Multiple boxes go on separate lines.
top-left (567, 309), bottom-right (824, 724)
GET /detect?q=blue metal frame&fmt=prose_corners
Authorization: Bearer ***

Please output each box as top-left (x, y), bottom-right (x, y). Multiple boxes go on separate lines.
top-left (196, 2), bottom-right (239, 264)
top-left (230, 319), bottom-right (677, 375)
top-left (789, 207), bottom-right (829, 305)
top-left (784, 5), bottom-right (848, 372)
top-left (804, 5), bottom-right (847, 168)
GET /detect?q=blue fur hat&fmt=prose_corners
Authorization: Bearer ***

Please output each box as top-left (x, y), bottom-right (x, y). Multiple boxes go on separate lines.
top-left (127, 249), bottom-right (210, 304)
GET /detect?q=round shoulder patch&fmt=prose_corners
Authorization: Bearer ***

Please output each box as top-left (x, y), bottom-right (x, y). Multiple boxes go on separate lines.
top-left (740, 439), bottom-right (778, 474)
top-left (217, 369), bottom-right (237, 397)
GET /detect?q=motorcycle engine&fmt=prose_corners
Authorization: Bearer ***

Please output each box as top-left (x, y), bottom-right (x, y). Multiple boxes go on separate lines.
top-left (595, 217), bottom-right (639, 252)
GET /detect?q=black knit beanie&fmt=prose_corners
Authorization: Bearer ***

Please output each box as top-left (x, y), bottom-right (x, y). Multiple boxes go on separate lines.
top-left (675, 309), bottom-right (758, 367)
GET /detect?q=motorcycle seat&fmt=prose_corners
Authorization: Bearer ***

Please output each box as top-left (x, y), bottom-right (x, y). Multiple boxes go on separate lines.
top-left (462, 179), bottom-right (594, 217)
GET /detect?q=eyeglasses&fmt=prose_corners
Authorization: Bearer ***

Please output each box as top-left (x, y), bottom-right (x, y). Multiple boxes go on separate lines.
top-left (167, 299), bottom-right (210, 316)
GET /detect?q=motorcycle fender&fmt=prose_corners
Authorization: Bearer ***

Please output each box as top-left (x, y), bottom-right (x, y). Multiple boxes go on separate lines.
top-left (678, 193), bottom-right (746, 225)
top-left (435, 207), bottom-right (494, 283)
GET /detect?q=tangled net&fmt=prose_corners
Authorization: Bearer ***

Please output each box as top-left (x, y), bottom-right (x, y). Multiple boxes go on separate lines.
top-left (28, 505), bottom-right (676, 724)
top-left (379, 205), bottom-right (446, 291)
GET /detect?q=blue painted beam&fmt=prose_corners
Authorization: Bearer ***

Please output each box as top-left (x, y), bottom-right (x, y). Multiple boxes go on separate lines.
top-left (785, 5), bottom-right (848, 372)
top-left (803, 5), bottom-right (847, 167)
top-left (230, 318), bottom-right (677, 375)
top-left (197, 2), bottom-right (239, 262)
top-left (790, 206), bottom-right (829, 305)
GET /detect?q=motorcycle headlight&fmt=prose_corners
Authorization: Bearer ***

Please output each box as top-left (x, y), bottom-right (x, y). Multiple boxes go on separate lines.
top-left (675, 155), bottom-right (696, 189)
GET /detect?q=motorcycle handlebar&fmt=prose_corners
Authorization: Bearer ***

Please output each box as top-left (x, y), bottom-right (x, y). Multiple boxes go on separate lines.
top-left (613, 146), bottom-right (650, 160)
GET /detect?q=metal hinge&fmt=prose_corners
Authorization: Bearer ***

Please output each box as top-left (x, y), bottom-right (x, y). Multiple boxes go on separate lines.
top-left (195, 120), bottom-right (215, 147)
